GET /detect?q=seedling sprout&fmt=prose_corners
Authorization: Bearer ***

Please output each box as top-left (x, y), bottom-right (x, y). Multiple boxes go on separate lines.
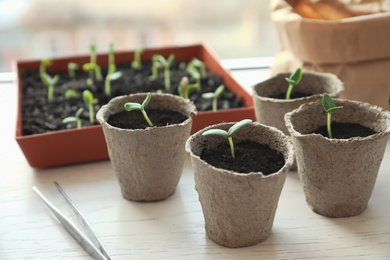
top-left (124, 92), bottom-right (154, 127)
top-left (83, 63), bottom-right (102, 82)
top-left (202, 119), bottom-right (252, 158)
top-left (68, 62), bottom-right (79, 78)
top-left (151, 55), bottom-right (160, 80)
top-left (41, 72), bottom-right (59, 103)
top-left (178, 76), bottom-right (198, 99)
top-left (108, 42), bottom-right (115, 67)
top-left (131, 47), bottom-right (144, 70)
top-left (201, 84), bottom-right (225, 111)
top-left (83, 90), bottom-right (98, 124)
top-left (62, 108), bottom-right (84, 129)
top-left (285, 68), bottom-right (302, 100)
top-left (186, 64), bottom-right (201, 92)
top-left (105, 64), bottom-right (122, 96)
top-left (64, 89), bottom-right (78, 100)
top-left (153, 54), bottom-right (175, 92)
top-left (40, 59), bottom-right (52, 75)
top-left (322, 93), bottom-right (343, 139)
top-left (187, 58), bottom-right (207, 79)
top-left (89, 43), bottom-right (97, 79)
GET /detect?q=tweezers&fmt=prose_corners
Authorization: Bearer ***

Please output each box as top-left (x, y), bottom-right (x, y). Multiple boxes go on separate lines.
top-left (32, 182), bottom-right (112, 260)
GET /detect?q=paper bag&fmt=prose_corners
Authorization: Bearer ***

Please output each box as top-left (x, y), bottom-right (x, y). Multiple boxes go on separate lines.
top-left (270, 0), bottom-right (390, 109)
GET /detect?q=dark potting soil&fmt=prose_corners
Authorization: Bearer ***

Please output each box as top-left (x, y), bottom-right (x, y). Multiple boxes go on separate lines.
top-left (310, 122), bottom-right (376, 139)
top-left (200, 140), bottom-right (285, 175)
top-left (20, 61), bottom-right (243, 135)
top-left (107, 109), bottom-right (188, 130)
top-left (271, 91), bottom-right (312, 99)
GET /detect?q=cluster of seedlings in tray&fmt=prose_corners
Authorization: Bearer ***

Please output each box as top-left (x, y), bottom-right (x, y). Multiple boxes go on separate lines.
top-left (22, 42), bottom-right (243, 135)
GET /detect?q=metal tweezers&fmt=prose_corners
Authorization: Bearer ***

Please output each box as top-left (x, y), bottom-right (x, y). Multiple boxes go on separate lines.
top-left (32, 182), bottom-right (112, 260)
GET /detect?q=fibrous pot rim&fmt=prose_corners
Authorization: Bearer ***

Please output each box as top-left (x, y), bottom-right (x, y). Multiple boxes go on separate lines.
top-left (186, 121), bottom-right (295, 178)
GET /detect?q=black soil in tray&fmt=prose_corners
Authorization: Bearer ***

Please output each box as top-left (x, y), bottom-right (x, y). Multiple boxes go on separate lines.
top-left (310, 122), bottom-right (376, 139)
top-left (200, 140), bottom-right (285, 175)
top-left (20, 61), bottom-right (244, 135)
top-left (107, 109), bottom-right (188, 130)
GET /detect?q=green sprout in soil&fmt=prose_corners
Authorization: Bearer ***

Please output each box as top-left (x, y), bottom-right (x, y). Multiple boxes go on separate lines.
top-left (83, 90), bottom-right (98, 124)
top-left (105, 64), bottom-right (122, 97)
top-left (64, 89), bottom-right (78, 100)
top-left (40, 58), bottom-right (52, 75)
top-left (89, 43), bottom-right (97, 79)
top-left (178, 76), bottom-right (198, 99)
top-left (108, 42), bottom-right (115, 67)
top-left (285, 67), bottom-right (302, 100)
top-left (186, 63), bottom-right (201, 92)
top-left (83, 63), bottom-right (102, 82)
top-left (86, 78), bottom-right (96, 91)
top-left (124, 92), bottom-right (153, 127)
top-left (67, 62), bottom-right (79, 78)
top-left (41, 72), bottom-right (59, 103)
top-left (322, 93), bottom-right (343, 139)
top-left (152, 54), bottom-right (175, 92)
top-left (151, 55), bottom-right (160, 80)
top-left (131, 47), bottom-right (144, 70)
top-left (202, 119), bottom-right (252, 159)
top-left (201, 84), bottom-right (225, 111)
top-left (62, 107), bottom-right (84, 129)
top-left (187, 58), bottom-right (207, 79)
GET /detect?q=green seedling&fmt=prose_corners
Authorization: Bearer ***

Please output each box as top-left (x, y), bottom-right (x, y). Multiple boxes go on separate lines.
top-left (41, 72), bottom-right (59, 103)
top-left (83, 63), bottom-right (102, 82)
top-left (322, 93), bottom-right (343, 139)
top-left (202, 119), bottom-right (253, 159)
top-left (67, 62), bottom-right (79, 78)
top-left (40, 58), bottom-right (52, 75)
top-left (186, 64), bottom-right (201, 92)
top-left (64, 89), bottom-right (78, 100)
top-left (131, 47), bottom-right (144, 70)
top-left (151, 55), bottom-right (160, 80)
top-left (187, 58), bottom-right (207, 79)
top-left (86, 78), bottom-right (96, 91)
top-left (124, 92), bottom-right (153, 127)
top-left (178, 76), bottom-right (198, 99)
top-left (201, 84), bottom-right (225, 112)
top-left (105, 64), bottom-right (122, 96)
top-left (89, 43), bottom-right (97, 79)
top-left (153, 54), bottom-right (175, 92)
top-left (285, 67), bottom-right (302, 100)
top-left (83, 90), bottom-right (98, 124)
top-left (62, 107), bottom-right (84, 129)
top-left (108, 42), bottom-right (115, 67)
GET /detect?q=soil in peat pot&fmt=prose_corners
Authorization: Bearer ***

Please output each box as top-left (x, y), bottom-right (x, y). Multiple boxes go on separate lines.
top-left (107, 109), bottom-right (188, 130)
top-left (20, 61), bottom-right (243, 135)
top-left (271, 91), bottom-right (312, 99)
top-left (200, 140), bottom-right (285, 175)
top-left (310, 122), bottom-right (376, 139)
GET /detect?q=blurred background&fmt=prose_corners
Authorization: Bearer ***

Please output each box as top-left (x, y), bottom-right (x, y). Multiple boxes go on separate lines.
top-left (0, 0), bottom-right (278, 72)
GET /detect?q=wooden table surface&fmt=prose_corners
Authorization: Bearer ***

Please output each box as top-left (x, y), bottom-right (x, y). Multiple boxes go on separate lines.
top-left (1, 68), bottom-right (389, 259)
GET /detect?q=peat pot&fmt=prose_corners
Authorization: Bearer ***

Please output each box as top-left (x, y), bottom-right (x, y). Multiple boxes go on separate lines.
top-left (97, 93), bottom-right (197, 201)
top-left (285, 99), bottom-right (390, 217)
top-left (252, 71), bottom-right (344, 135)
top-left (186, 122), bottom-right (294, 247)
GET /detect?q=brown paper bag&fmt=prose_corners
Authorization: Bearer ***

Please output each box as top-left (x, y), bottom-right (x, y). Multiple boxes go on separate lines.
top-left (270, 0), bottom-right (390, 109)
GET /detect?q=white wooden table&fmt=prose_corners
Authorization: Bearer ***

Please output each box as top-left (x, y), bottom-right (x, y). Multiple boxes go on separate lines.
top-left (1, 67), bottom-right (390, 259)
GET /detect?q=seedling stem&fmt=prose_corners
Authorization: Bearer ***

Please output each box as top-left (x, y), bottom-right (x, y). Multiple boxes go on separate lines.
top-left (285, 68), bottom-right (302, 100)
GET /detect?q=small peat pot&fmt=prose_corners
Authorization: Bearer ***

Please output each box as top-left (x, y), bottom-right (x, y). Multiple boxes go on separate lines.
top-left (97, 93), bottom-right (197, 201)
top-left (186, 121), bottom-right (294, 247)
top-left (285, 98), bottom-right (390, 218)
top-left (252, 71), bottom-right (344, 135)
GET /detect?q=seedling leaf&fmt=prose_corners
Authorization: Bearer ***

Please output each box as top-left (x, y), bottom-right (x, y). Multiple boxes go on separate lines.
top-left (202, 129), bottom-right (229, 137)
top-left (124, 103), bottom-right (142, 111)
top-left (228, 119), bottom-right (253, 136)
top-left (141, 92), bottom-right (151, 108)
